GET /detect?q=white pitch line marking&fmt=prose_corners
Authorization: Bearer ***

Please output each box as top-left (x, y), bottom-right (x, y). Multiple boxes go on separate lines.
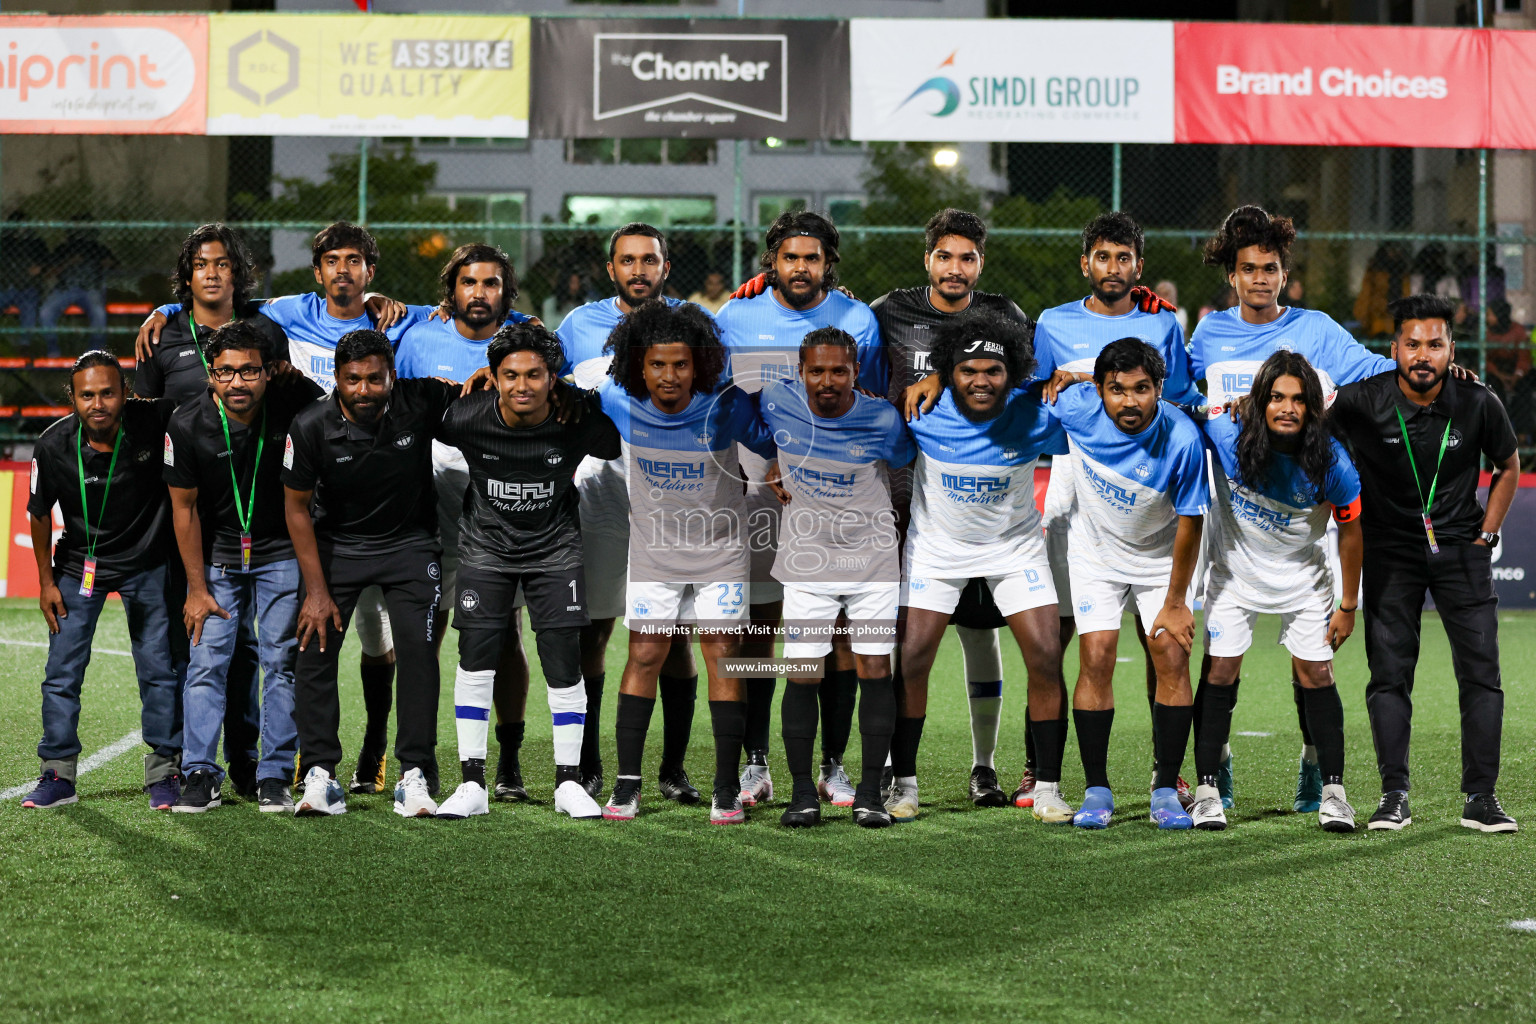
top-left (1236, 731), bottom-right (1273, 738)
top-left (0, 636), bottom-right (133, 657)
top-left (2, 730), bottom-right (143, 800)
top-left (1509, 920), bottom-right (1536, 933)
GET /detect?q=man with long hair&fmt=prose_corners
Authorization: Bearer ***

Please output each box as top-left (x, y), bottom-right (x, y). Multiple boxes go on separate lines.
top-left (1195, 351), bottom-right (1363, 832)
top-left (596, 301), bottom-right (775, 824)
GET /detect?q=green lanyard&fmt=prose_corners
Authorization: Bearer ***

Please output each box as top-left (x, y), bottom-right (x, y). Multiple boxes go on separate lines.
top-left (187, 317), bottom-right (212, 373)
top-left (1395, 405), bottom-right (1453, 554)
top-left (74, 424), bottom-right (121, 596)
top-left (216, 399), bottom-right (266, 569)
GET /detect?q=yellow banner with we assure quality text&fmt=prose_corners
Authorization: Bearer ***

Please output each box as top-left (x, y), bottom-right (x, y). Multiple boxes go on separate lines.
top-left (206, 13), bottom-right (529, 137)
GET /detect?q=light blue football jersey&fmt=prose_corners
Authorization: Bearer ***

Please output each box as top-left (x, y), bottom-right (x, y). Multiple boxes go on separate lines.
top-left (716, 289), bottom-right (887, 397)
top-left (1033, 298), bottom-right (1201, 409)
top-left (1190, 305), bottom-right (1393, 410)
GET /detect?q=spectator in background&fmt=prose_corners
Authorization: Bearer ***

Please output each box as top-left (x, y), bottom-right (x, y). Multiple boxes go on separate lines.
top-left (1410, 242), bottom-right (1456, 300)
top-left (1454, 245), bottom-right (1506, 317)
top-left (0, 210), bottom-right (47, 350)
top-left (1153, 280), bottom-right (1188, 337)
top-left (1354, 243), bottom-right (1411, 338)
top-left (1197, 285), bottom-right (1238, 324)
top-left (689, 270), bottom-right (731, 315)
top-left (1283, 275), bottom-right (1308, 309)
top-left (540, 270), bottom-right (589, 330)
top-left (40, 216), bottom-right (114, 356)
top-left (1484, 299), bottom-right (1530, 399)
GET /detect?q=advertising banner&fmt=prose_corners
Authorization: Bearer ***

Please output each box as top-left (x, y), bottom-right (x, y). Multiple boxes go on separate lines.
top-left (207, 13), bottom-right (530, 137)
top-left (0, 15), bottom-right (206, 134)
top-left (849, 19), bottom-right (1175, 143)
top-left (531, 18), bottom-right (848, 138)
top-left (1174, 21), bottom-right (1488, 148)
top-left (1489, 30), bottom-right (1536, 150)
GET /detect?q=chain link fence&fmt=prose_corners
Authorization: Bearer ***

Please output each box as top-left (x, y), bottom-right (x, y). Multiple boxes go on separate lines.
top-left (2, 132), bottom-right (1533, 454)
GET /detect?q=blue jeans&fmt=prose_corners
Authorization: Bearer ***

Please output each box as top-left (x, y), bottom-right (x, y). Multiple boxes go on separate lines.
top-left (40, 286), bottom-right (107, 355)
top-left (182, 559), bottom-right (300, 783)
top-left (38, 564), bottom-right (181, 785)
top-left (0, 285), bottom-right (39, 347)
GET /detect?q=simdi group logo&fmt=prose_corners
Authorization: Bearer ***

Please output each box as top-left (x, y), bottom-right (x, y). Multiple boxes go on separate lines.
top-left (895, 48), bottom-right (1147, 120)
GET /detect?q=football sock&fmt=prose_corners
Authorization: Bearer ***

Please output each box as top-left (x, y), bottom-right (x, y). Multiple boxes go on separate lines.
top-left (1023, 711), bottom-right (1037, 773)
top-left (890, 715), bottom-right (926, 778)
top-left (1293, 681), bottom-right (1313, 746)
top-left (1073, 709), bottom-right (1114, 790)
top-left (1193, 683), bottom-right (1236, 786)
top-left (580, 672), bottom-right (605, 772)
top-left (1301, 685), bottom-right (1346, 785)
top-left (460, 757), bottom-right (486, 788)
top-left (658, 673), bottom-right (696, 772)
top-left (744, 678), bottom-right (776, 754)
top-left (781, 681), bottom-right (820, 801)
top-left (856, 676), bottom-right (897, 802)
top-left (819, 667), bottom-right (858, 763)
top-left (359, 660), bottom-right (395, 752)
top-left (966, 679), bottom-right (1003, 769)
top-left (1153, 702), bottom-right (1195, 791)
top-left (1030, 716), bottom-right (1069, 784)
top-left (708, 699), bottom-right (747, 794)
top-left (494, 721), bottom-right (524, 774)
top-left (615, 692), bottom-right (656, 780)
top-left (453, 666), bottom-right (494, 761)
top-left (547, 680), bottom-right (587, 769)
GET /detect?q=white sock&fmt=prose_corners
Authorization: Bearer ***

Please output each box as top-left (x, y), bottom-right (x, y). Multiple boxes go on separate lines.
top-left (454, 667), bottom-right (494, 760)
top-left (895, 774), bottom-right (917, 789)
top-left (1034, 780), bottom-right (1059, 797)
top-left (1302, 744), bottom-right (1318, 764)
top-left (958, 626), bottom-right (1004, 769)
top-left (548, 680), bottom-right (588, 768)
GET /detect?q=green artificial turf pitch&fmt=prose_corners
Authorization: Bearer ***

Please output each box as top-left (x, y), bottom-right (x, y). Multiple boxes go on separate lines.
top-left (0, 598), bottom-right (1532, 1023)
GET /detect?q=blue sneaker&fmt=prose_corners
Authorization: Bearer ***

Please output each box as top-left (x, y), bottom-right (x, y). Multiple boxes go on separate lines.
top-left (1072, 786), bottom-right (1114, 829)
top-left (22, 770), bottom-right (77, 808)
top-left (1150, 787), bottom-right (1193, 830)
top-left (146, 773), bottom-right (181, 811)
top-left (1294, 758), bottom-right (1323, 813)
top-left (1217, 752), bottom-right (1234, 809)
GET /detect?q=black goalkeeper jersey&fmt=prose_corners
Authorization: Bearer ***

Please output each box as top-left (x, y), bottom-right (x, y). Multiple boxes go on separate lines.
top-left (868, 287), bottom-right (1034, 404)
top-left (438, 389), bottom-right (621, 574)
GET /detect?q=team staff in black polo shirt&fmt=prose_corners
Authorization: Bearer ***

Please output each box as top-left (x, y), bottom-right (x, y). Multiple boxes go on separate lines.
top-left (134, 224), bottom-right (289, 800)
top-left (1329, 294), bottom-right (1521, 834)
top-left (21, 353), bottom-right (184, 810)
top-left (282, 330), bottom-right (462, 819)
top-left (164, 321), bottom-right (325, 814)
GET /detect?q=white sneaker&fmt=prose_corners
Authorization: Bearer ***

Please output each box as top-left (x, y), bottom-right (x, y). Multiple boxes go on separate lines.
top-left (393, 767), bottom-right (438, 818)
top-left (434, 781), bottom-right (489, 820)
top-left (1318, 783), bottom-right (1356, 833)
top-left (1190, 783), bottom-right (1227, 831)
top-left (554, 779), bottom-right (603, 819)
top-left (294, 766), bottom-right (346, 816)
top-left (816, 759), bottom-right (856, 807)
top-left (1030, 781), bottom-right (1075, 824)
top-left (884, 779), bottom-right (919, 822)
top-left (739, 763), bottom-right (773, 807)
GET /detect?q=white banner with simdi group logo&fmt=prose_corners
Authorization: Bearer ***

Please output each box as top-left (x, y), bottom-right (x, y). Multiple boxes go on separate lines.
top-left (850, 19), bottom-right (1175, 143)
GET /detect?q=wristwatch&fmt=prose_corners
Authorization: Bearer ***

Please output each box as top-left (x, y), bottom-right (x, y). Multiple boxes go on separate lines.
top-left (1480, 531), bottom-right (1500, 546)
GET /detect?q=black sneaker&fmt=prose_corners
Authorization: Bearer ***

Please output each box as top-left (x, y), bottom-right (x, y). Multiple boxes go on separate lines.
top-left (1367, 790), bottom-right (1411, 831)
top-left (969, 765), bottom-right (1007, 807)
top-left (226, 758), bottom-right (258, 800)
top-left (852, 795), bottom-right (893, 829)
top-left (349, 746), bottom-right (387, 794)
top-left (581, 767), bottom-right (604, 800)
top-left (173, 769), bottom-right (222, 814)
top-left (658, 766), bottom-right (701, 805)
top-left (258, 778), bottom-right (294, 813)
top-left (780, 790), bottom-right (822, 828)
top-left (495, 767), bottom-right (528, 803)
top-left (1461, 793), bottom-right (1518, 833)
top-left (879, 764), bottom-right (895, 803)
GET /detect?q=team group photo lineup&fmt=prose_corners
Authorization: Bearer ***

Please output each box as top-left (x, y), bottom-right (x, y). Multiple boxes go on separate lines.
top-left (19, 198), bottom-right (1518, 836)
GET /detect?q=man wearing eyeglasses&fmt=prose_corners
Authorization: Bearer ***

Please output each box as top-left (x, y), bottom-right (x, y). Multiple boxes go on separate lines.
top-left (163, 320), bottom-right (324, 813)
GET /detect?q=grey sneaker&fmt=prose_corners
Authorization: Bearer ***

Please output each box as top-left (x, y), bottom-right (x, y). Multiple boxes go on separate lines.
top-left (257, 777), bottom-right (294, 813)
top-left (1318, 783), bottom-right (1356, 833)
top-left (1190, 784), bottom-right (1228, 831)
top-left (816, 759), bottom-right (856, 807)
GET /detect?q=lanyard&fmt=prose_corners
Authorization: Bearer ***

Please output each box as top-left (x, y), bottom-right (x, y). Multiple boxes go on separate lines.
top-left (217, 398), bottom-right (266, 568)
top-left (1395, 405), bottom-right (1452, 554)
top-left (74, 424), bottom-right (121, 597)
top-left (187, 313), bottom-right (238, 374)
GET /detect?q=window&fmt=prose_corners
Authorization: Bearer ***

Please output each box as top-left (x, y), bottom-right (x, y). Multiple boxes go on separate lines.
top-left (754, 138), bottom-right (811, 153)
top-left (754, 194), bottom-right (809, 227)
top-left (433, 192), bottom-right (529, 265)
top-left (565, 138), bottom-right (718, 166)
top-left (562, 195), bottom-right (717, 227)
top-left (824, 195), bottom-right (866, 226)
top-left (382, 137), bottom-right (528, 151)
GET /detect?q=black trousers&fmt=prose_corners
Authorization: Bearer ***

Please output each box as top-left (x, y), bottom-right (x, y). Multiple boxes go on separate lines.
top-left (294, 546), bottom-right (443, 776)
top-left (1362, 541), bottom-right (1502, 795)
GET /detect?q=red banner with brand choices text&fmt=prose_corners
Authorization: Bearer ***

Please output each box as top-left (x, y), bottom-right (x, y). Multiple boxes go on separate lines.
top-left (1174, 22), bottom-right (1488, 148)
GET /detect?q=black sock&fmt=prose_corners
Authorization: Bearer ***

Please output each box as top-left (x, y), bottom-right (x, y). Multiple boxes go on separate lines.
top-left (780, 682), bottom-right (820, 800)
top-left (1074, 709), bottom-right (1114, 790)
top-left (461, 757), bottom-right (486, 788)
top-left (1030, 717), bottom-right (1069, 784)
top-left (708, 699), bottom-right (747, 795)
top-left (1301, 685), bottom-right (1345, 785)
top-left (819, 667), bottom-right (858, 763)
top-left (614, 693), bottom-right (656, 780)
top-left (1152, 703), bottom-right (1195, 791)
top-left (658, 673), bottom-right (697, 772)
top-left (555, 764), bottom-right (580, 786)
top-left (1193, 683), bottom-right (1236, 785)
top-left (855, 676), bottom-right (897, 803)
top-left (581, 672), bottom-right (605, 772)
top-left (359, 660), bottom-right (395, 751)
top-left (745, 678), bottom-right (776, 754)
top-left (1293, 681), bottom-right (1313, 746)
top-left (1023, 710), bottom-right (1037, 772)
top-left (494, 721), bottom-right (525, 774)
top-left (890, 716), bottom-right (925, 778)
